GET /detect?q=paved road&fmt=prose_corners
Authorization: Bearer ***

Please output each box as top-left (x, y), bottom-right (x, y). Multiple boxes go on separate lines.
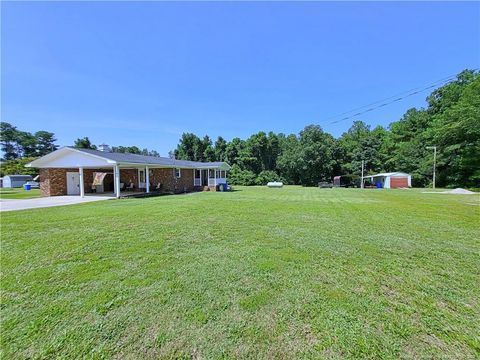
top-left (0, 195), bottom-right (114, 212)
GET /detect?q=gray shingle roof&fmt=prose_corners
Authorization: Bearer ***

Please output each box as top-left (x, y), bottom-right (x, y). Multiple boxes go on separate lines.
top-left (69, 147), bottom-right (230, 169)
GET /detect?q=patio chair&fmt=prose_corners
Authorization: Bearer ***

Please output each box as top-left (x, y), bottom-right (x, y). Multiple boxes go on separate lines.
top-left (126, 182), bottom-right (135, 191)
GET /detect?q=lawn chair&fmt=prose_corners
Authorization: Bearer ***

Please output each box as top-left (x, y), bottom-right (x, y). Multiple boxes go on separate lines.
top-left (126, 182), bottom-right (135, 191)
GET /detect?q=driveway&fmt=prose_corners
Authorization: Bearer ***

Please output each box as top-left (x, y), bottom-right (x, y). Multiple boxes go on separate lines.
top-left (0, 195), bottom-right (114, 212)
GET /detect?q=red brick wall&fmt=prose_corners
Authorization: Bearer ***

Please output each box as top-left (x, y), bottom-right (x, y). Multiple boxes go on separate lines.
top-left (39, 168), bottom-right (79, 196)
top-left (149, 168), bottom-right (194, 193)
top-left (39, 167), bottom-right (196, 196)
top-left (120, 169), bottom-right (139, 190)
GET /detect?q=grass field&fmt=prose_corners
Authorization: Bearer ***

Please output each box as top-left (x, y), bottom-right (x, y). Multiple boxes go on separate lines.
top-left (0, 188), bottom-right (42, 199)
top-left (1, 186), bottom-right (479, 359)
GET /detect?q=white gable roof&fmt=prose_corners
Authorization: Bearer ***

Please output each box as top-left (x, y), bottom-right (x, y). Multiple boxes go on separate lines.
top-left (26, 147), bottom-right (116, 168)
top-left (26, 147), bottom-right (231, 170)
top-left (368, 172), bottom-right (411, 177)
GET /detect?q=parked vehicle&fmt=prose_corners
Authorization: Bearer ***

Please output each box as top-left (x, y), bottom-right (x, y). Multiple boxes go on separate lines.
top-left (318, 181), bottom-right (333, 188)
top-left (333, 175), bottom-right (360, 188)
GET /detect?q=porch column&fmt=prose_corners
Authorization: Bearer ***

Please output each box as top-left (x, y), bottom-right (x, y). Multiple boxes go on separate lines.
top-left (146, 166), bottom-right (150, 193)
top-left (114, 165), bottom-right (121, 198)
top-left (214, 168), bottom-right (217, 186)
top-left (200, 169), bottom-right (202, 186)
top-left (79, 167), bottom-right (85, 198)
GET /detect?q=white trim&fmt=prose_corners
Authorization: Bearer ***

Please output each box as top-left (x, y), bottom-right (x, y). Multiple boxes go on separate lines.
top-left (175, 168), bottom-right (181, 178)
top-left (138, 168), bottom-right (146, 188)
top-left (146, 166), bottom-right (150, 193)
top-left (26, 147), bottom-right (117, 168)
top-left (114, 165), bottom-right (121, 198)
top-left (79, 167), bottom-right (85, 198)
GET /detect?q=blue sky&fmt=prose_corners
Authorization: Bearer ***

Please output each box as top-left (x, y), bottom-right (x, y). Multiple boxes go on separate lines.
top-left (2, 1), bottom-right (479, 156)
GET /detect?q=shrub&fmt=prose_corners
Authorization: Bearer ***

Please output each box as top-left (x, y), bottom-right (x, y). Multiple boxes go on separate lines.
top-left (228, 165), bottom-right (257, 185)
top-left (255, 170), bottom-right (283, 186)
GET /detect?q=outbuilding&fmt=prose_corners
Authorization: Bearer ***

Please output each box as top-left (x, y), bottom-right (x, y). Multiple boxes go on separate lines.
top-left (2, 175), bottom-right (33, 188)
top-left (363, 172), bottom-right (411, 189)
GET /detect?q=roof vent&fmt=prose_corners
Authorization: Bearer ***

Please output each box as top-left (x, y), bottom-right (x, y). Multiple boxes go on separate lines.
top-left (98, 143), bottom-right (111, 152)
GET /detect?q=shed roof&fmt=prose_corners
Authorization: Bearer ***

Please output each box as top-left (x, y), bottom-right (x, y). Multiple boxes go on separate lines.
top-left (3, 175), bottom-right (33, 180)
top-left (365, 172), bottom-right (410, 178)
top-left (26, 147), bottom-right (231, 170)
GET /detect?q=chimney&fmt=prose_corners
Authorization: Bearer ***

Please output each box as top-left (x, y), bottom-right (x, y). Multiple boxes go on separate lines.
top-left (98, 143), bottom-right (111, 152)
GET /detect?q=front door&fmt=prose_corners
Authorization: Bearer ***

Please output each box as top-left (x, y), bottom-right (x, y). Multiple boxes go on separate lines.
top-left (66, 172), bottom-right (80, 195)
top-left (202, 170), bottom-right (208, 186)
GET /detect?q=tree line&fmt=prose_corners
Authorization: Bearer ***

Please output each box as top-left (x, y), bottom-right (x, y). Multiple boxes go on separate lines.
top-left (72, 137), bottom-right (160, 157)
top-left (174, 70), bottom-right (479, 188)
top-left (1, 69), bottom-right (478, 187)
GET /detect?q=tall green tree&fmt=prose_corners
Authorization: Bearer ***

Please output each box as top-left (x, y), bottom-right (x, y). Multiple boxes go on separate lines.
top-left (175, 133), bottom-right (200, 161)
top-left (277, 134), bottom-right (301, 184)
top-left (0, 122), bottom-right (22, 160)
top-left (214, 136), bottom-right (227, 161)
top-left (74, 137), bottom-right (97, 150)
top-left (431, 74), bottom-right (480, 187)
top-left (297, 125), bottom-right (336, 185)
top-left (1, 122), bottom-right (58, 159)
top-left (201, 135), bottom-right (215, 162)
top-left (35, 131), bottom-right (58, 156)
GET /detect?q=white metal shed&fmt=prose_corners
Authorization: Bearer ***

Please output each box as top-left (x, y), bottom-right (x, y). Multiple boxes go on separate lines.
top-left (2, 175), bottom-right (33, 188)
top-left (364, 172), bottom-right (411, 189)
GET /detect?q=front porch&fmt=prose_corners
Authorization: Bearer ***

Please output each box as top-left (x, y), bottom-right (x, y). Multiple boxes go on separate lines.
top-left (72, 165), bottom-right (228, 198)
top-left (193, 169), bottom-right (228, 190)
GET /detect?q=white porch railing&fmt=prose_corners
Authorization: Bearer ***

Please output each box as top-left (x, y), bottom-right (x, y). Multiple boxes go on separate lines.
top-left (208, 177), bottom-right (227, 186)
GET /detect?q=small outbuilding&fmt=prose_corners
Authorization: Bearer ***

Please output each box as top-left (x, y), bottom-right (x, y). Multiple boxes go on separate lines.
top-left (2, 175), bottom-right (33, 188)
top-left (363, 172), bottom-right (411, 189)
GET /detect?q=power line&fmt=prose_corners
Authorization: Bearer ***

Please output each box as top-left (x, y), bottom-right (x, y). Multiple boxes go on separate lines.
top-left (323, 70), bottom-right (477, 125)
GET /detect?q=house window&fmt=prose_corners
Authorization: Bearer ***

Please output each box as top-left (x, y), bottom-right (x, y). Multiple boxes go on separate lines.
top-left (175, 168), bottom-right (181, 178)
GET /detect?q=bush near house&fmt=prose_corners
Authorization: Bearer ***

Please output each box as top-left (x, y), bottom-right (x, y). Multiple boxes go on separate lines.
top-left (0, 157), bottom-right (38, 177)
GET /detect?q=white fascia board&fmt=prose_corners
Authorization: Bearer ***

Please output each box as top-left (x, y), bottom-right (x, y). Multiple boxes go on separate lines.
top-left (26, 147), bottom-right (116, 168)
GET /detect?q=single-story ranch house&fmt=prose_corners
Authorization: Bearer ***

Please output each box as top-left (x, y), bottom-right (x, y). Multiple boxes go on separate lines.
top-left (26, 147), bottom-right (231, 198)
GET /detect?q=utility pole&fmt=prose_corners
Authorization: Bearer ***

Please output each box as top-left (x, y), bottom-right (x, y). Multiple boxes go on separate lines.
top-left (361, 160), bottom-right (364, 189)
top-left (426, 146), bottom-right (437, 189)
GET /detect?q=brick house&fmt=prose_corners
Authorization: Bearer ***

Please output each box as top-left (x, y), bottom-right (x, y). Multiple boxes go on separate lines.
top-left (26, 147), bottom-right (231, 197)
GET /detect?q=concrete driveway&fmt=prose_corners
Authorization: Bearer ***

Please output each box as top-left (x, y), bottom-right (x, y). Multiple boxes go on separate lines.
top-left (0, 195), bottom-right (114, 212)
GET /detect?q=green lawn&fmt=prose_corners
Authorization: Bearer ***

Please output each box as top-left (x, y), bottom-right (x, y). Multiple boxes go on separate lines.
top-left (0, 187), bottom-right (42, 199)
top-left (1, 187), bottom-right (479, 359)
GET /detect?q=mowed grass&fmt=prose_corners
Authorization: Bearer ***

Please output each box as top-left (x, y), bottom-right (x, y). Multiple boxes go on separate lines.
top-left (0, 188), bottom-right (42, 199)
top-left (1, 187), bottom-right (479, 359)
